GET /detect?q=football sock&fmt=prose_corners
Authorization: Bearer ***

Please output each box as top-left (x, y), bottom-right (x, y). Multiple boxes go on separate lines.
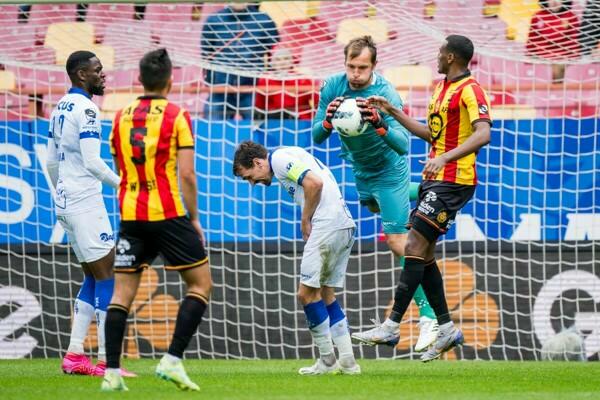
top-left (421, 259), bottom-right (452, 325)
top-left (326, 300), bottom-right (354, 360)
top-left (304, 300), bottom-right (334, 360)
top-left (389, 256), bottom-right (426, 323)
top-left (168, 292), bottom-right (208, 359)
top-left (94, 277), bottom-right (114, 362)
top-left (105, 304), bottom-right (129, 369)
top-left (67, 275), bottom-right (95, 354)
top-left (397, 256), bottom-right (436, 319)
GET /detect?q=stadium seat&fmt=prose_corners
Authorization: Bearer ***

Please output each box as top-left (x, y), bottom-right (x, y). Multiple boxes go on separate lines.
top-left (86, 4), bottom-right (135, 43)
top-left (491, 104), bottom-right (537, 119)
top-left (0, 5), bottom-right (20, 26)
top-left (0, 25), bottom-right (36, 59)
top-left (101, 92), bottom-right (142, 120)
top-left (155, 23), bottom-right (203, 61)
top-left (280, 18), bottom-right (333, 48)
top-left (498, 0), bottom-right (540, 42)
top-left (0, 92), bottom-right (29, 120)
top-left (565, 64), bottom-right (600, 83)
top-left (103, 21), bottom-right (154, 66)
top-left (260, 1), bottom-right (320, 27)
top-left (483, 0), bottom-right (501, 17)
top-left (336, 17), bottom-right (388, 45)
top-left (383, 65), bottom-right (433, 89)
top-left (104, 69), bottom-right (142, 90)
top-left (44, 22), bottom-right (95, 65)
top-left (488, 91), bottom-right (516, 106)
top-left (546, 104), bottom-right (598, 118)
top-left (144, 4), bottom-right (194, 23)
top-left (14, 46), bottom-right (55, 64)
top-left (30, 4), bottom-right (79, 44)
top-left (0, 70), bottom-right (16, 91)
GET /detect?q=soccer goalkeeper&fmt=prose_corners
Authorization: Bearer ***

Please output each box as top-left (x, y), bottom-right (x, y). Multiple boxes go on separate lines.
top-left (312, 35), bottom-right (438, 351)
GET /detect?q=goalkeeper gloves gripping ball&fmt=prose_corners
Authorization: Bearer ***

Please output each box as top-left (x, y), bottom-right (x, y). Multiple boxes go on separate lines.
top-left (322, 96), bottom-right (345, 131)
top-left (356, 98), bottom-right (388, 136)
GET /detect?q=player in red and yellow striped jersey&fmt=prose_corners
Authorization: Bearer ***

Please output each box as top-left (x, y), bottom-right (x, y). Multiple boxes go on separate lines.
top-left (353, 35), bottom-right (491, 362)
top-left (102, 49), bottom-right (211, 392)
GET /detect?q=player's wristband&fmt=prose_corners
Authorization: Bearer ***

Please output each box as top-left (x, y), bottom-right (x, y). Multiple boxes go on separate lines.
top-left (322, 120), bottom-right (333, 131)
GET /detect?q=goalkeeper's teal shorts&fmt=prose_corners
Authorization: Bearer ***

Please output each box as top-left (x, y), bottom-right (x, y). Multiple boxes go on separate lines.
top-left (355, 175), bottom-right (414, 234)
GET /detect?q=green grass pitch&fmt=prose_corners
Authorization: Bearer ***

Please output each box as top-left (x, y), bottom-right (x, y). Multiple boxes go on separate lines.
top-left (1, 359), bottom-right (599, 399)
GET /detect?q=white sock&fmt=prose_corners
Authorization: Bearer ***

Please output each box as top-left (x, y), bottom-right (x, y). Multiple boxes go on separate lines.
top-left (383, 318), bottom-right (400, 332)
top-left (106, 367), bottom-right (120, 375)
top-left (439, 321), bottom-right (454, 334)
top-left (330, 317), bottom-right (355, 361)
top-left (67, 299), bottom-right (94, 354)
top-left (164, 353), bottom-right (181, 363)
top-left (309, 318), bottom-right (335, 359)
top-left (95, 309), bottom-right (107, 362)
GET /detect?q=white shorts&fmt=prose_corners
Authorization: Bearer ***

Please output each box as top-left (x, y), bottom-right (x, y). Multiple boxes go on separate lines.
top-left (300, 227), bottom-right (355, 289)
top-left (57, 207), bottom-right (115, 263)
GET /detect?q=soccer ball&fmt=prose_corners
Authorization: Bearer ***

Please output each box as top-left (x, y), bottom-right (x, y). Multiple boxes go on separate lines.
top-left (332, 98), bottom-right (368, 137)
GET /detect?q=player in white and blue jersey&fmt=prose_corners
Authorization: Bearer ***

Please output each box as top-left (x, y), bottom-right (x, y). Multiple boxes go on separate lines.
top-left (46, 51), bottom-right (134, 377)
top-left (233, 141), bottom-right (361, 375)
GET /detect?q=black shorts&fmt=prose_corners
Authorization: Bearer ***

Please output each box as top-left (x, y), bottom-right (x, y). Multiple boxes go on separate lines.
top-left (407, 181), bottom-right (476, 242)
top-left (114, 216), bottom-right (208, 273)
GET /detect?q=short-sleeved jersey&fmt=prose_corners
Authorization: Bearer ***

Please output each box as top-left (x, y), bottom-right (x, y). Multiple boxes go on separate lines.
top-left (314, 72), bottom-right (409, 180)
top-left (110, 96), bottom-right (194, 222)
top-left (270, 147), bottom-right (355, 233)
top-left (426, 71), bottom-right (492, 185)
top-left (48, 87), bottom-right (104, 215)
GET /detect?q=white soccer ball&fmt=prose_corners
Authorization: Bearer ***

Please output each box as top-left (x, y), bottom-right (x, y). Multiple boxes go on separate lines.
top-left (331, 98), bottom-right (368, 137)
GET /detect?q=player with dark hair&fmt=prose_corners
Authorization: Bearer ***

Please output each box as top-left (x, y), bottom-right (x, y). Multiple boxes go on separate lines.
top-left (101, 49), bottom-right (211, 391)
top-left (233, 141), bottom-right (360, 375)
top-left (313, 36), bottom-right (439, 351)
top-left (47, 51), bottom-right (135, 377)
top-left (353, 35), bottom-right (492, 362)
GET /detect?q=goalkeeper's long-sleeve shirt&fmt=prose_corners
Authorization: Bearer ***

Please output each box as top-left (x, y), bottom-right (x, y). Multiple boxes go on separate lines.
top-left (312, 72), bottom-right (410, 180)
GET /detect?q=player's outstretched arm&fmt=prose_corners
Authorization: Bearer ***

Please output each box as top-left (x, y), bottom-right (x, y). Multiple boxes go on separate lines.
top-left (178, 148), bottom-right (205, 244)
top-left (300, 171), bottom-right (323, 241)
top-left (368, 95), bottom-right (431, 143)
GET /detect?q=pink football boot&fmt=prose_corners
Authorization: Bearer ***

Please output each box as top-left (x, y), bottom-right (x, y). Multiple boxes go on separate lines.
top-left (62, 352), bottom-right (96, 375)
top-left (94, 361), bottom-right (138, 378)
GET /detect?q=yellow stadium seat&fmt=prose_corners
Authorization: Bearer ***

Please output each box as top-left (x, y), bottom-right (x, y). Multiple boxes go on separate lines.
top-left (491, 105), bottom-right (537, 119)
top-left (260, 1), bottom-right (320, 27)
top-left (383, 65), bottom-right (433, 88)
top-left (101, 92), bottom-right (142, 120)
top-left (91, 45), bottom-right (115, 70)
top-left (336, 18), bottom-right (388, 45)
top-left (45, 22), bottom-right (95, 66)
top-left (498, 0), bottom-right (540, 43)
top-left (0, 70), bottom-right (16, 91)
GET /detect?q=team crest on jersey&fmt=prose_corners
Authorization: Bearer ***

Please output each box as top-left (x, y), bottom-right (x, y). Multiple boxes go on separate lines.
top-left (478, 104), bottom-right (488, 114)
top-left (437, 211), bottom-right (448, 224)
top-left (84, 108), bottom-right (97, 124)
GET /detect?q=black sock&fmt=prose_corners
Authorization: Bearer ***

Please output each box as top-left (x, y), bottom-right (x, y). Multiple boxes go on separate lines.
top-left (105, 304), bottom-right (129, 369)
top-left (421, 259), bottom-right (451, 325)
top-left (167, 293), bottom-right (208, 358)
top-left (389, 257), bottom-right (426, 323)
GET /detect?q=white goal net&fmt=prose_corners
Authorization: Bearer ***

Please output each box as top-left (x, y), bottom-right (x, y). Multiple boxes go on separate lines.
top-left (1, 0), bottom-right (599, 361)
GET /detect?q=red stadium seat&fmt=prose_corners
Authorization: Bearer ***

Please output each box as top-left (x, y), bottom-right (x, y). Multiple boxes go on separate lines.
top-left (0, 26), bottom-right (37, 58)
top-left (280, 18), bottom-right (333, 48)
top-left (144, 4), bottom-right (194, 23)
top-left (565, 64), bottom-right (600, 83)
top-left (156, 23), bottom-right (203, 60)
top-left (546, 104), bottom-right (598, 118)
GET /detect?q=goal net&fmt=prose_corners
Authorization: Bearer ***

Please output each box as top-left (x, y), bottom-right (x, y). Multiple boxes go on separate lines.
top-left (1, 0), bottom-right (599, 361)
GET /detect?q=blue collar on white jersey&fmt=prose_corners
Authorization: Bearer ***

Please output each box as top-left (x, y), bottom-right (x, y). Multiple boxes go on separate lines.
top-left (68, 87), bottom-right (92, 99)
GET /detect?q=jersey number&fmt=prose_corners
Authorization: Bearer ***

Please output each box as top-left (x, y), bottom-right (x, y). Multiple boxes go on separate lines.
top-left (130, 127), bottom-right (147, 165)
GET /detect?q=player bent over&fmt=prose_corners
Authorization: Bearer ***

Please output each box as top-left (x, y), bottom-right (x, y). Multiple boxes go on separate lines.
top-left (101, 49), bottom-right (211, 391)
top-left (47, 51), bottom-right (135, 378)
top-left (233, 141), bottom-right (361, 375)
top-left (353, 35), bottom-right (492, 362)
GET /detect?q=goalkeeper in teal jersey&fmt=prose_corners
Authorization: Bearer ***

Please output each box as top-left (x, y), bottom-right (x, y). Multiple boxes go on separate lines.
top-left (312, 36), bottom-right (438, 352)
